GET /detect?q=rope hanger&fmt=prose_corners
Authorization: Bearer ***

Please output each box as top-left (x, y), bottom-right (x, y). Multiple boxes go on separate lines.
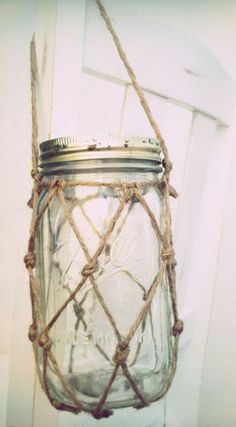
top-left (25, 0), bottom-right (183, 418)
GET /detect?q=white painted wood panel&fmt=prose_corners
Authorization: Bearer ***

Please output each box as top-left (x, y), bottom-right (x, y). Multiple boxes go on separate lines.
top-left (83, 0), bottom-right (235, 125)
top-left (174, 114), bottom-right (217, 294)
top-left (33, 380), bottom-right (59, 427)
top-left (76, 72), bottom-right (126, 135)
top-left (50, 0), bottom-right (86, 137)
top-left (198, 124), bottom-right (236, 427)
top-left (120, 85), bottom-right (193, 223)
top-left (120, 86), bottom-right (168, 137)
top-left (166, 115), bottom-right (233, 427)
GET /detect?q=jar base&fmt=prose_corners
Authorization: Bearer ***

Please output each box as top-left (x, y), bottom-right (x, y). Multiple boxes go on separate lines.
top-left (45, 366), bottom-right (166, 411)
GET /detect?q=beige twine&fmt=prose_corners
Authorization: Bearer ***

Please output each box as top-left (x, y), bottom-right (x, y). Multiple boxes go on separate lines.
top-left (25, 1), bottom-right (183, 419)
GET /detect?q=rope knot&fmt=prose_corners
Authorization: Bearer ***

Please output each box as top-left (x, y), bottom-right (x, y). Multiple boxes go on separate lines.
top-left (31, 168), bottom-right (40, 181)
top-left (81, 260), bottom-right (98, 277)
top-left (163, 159), bottom-right (173, 174)
top-left (113, 341), bottom-right (130, 365)
top-left (38, 331), bottom-right (52, 351)
top-left (142, 291), bottom-right (147, 301)
top-left (27, 191), bottom-right (34, 209)
top-left (92, 409), bottom-right (113, 420)
top-left (123, 187), bottom-right (134, 201)
top-left (51, 178), bottom-right (67, 192)
top-left (173, 319), bottom-right (184, 337)
top-left (132, 184), bottom-right (142, 201)
top-left (158, 179), bottom-right (167, 193)
top-left (133, 401), bottom-right (149, 410)
top-left (169, 184), bottom-right (178, 199)
top-left (24, 251), bottom-right (36, 269)
top-left (158, 180), bottom-right (178, 198)
top-left (118, 184), bottom-right (138, 202)
top-left (28, 323), bottom-right (37, 342)
top-left (161, 246), bottom-right (175, 260)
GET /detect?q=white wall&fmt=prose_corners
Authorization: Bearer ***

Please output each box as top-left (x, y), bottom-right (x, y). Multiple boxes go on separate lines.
top-left (0, 1), bottom-right (36, 425)
top-left (0, 0), bottom-right (36, 353)
top-left (1, 1), bottom-right (236, 426)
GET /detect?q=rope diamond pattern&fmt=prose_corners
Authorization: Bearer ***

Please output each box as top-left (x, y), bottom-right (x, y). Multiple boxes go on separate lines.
top-left (25, 178), bottom-right (183, 418)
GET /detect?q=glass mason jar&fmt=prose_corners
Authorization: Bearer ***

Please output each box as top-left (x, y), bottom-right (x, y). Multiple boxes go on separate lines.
top-left (36, 135), bottom-right (173, 413)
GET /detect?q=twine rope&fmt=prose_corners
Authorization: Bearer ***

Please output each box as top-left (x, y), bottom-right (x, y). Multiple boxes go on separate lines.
top-left (95, 0), bottom-right (172, 175)
top-left (25, 2), bottom-right (183, 419)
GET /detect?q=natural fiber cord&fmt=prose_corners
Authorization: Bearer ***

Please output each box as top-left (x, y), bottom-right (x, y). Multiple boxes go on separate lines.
top-left (24, 0), bottom-right (183, 419)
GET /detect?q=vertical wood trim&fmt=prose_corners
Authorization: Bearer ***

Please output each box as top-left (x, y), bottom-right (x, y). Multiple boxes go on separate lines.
top-left (197, 122), bottom-right (235, 427)
top-left (6, 1), bottom-right (58, 426)
top-left (82, 0), bottom-right (235, 125)
top-left (50, 0), bottom-right (86, 137)
top-left (166, 115), bottom-right (232, 427)
top-left (6, 277), bottom-right (37, 427)
top-left (35, 0), bottom-right (58, 142)
top-left (33, 379), bottom-right (59, 427)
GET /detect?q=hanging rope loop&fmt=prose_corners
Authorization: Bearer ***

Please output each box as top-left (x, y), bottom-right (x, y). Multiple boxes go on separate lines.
top-left (95, 0), bottom-right (172, 177)
top-left (24, 251), bottom-right (36, 269)
top-left (25, 0), bottom-right (183, 417)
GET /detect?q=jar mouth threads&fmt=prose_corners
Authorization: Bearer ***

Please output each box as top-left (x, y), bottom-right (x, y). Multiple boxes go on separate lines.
top-left (39, 135), bottom-right (163, 175)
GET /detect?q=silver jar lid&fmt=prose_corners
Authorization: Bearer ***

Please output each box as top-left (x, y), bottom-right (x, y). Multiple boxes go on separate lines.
top-left (39, 135), bottom-right (163, 174)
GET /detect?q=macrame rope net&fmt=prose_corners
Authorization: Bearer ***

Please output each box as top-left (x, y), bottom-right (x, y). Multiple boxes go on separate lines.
top-left (24, 0), bottom-right (183, 419)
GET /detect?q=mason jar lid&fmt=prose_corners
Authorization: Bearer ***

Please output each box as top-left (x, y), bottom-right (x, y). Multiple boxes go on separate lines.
top-left (39, 135), bottom-right (163, 174)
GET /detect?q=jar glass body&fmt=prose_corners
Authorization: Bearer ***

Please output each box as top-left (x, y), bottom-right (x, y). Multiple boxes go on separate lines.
top-left (36, 165), bottom-right (173, 411)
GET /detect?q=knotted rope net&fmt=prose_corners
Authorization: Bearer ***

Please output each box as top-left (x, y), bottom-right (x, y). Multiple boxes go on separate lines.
top-left (24, 0), bottom-right (183, 418)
